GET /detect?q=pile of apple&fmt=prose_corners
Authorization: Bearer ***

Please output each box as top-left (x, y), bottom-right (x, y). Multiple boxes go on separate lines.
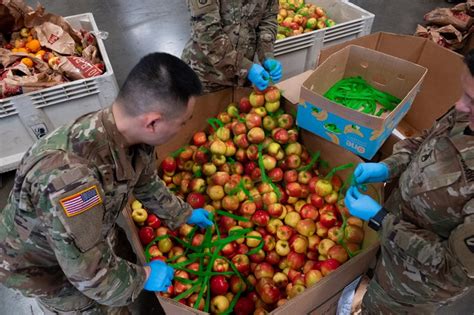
top-left (277, 0), bottom-right (336, 39)
top-left (131, 86), bottom-right (365, 314)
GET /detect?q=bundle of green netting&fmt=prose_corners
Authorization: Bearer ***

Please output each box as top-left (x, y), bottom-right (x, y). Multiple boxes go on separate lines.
top-left (324, 76), bottom-right (401, 117)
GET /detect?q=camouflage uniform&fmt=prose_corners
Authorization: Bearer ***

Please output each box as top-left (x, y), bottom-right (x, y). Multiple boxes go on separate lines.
top-left (182, 0), bottom-right (278, 92)
top-left (0, 108), bottom-right (192, 314)
top-left (362, 108), bottom-right (474, 314)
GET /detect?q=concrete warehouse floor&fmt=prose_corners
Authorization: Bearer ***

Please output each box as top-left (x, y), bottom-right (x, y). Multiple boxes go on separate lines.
top-left (1, 0), bottom-right (473, 314)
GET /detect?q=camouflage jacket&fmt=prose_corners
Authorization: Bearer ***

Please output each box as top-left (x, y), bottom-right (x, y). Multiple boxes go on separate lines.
top-left (182, 0), bottom-right (278, 92)
top-left (0, 108), bottom-right (192, 305)
top-left (367, 108), bottom-right (474, 312)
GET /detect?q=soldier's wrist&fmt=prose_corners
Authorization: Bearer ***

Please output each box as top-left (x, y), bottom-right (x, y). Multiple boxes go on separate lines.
top-left (144, 266), bottom-right (151, 281)
top-left (368, 207), bottom-right (388, 231)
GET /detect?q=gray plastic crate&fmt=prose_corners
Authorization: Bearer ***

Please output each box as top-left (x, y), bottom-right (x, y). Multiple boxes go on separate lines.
top-left (275, 0), bottom-right (374, 80)
top-left (0, 13), bottom-right (119, 173)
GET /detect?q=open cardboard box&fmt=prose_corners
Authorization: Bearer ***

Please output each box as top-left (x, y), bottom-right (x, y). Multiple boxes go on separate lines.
top-left (319, 32), bottom-right (465, 160)
top-left (297, 45), bottom-right (427, 159)
top-left (122, 88), bottom-right (381, 314)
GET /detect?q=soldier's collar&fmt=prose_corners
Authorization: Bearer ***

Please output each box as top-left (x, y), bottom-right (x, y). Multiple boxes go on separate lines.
top-left (100, 108), bottom-right (135, 181)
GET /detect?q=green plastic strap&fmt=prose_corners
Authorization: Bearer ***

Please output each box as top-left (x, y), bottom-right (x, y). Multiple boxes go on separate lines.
top-left (297, 151), bottom-right (320, 172)
top-left (216, 209), bottom-right (250, 222)
top-left (324, 163), bottom-right (354, 180)
top-left (170, 148), bottom-right (185, 158)
top-left (228, 179), bottom-right (253, 201)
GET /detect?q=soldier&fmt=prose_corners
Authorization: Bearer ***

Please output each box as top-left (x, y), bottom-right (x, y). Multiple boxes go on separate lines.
top-left (344, 51), bottom-right (474, 314)
top-left (0, 53), bottom-right (213, 314)
top-left (182, 0), bottom-right (282, 93)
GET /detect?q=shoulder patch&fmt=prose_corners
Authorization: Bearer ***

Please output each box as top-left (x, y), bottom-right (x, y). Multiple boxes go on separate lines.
top-left (59, 185), bottom-right (102, 217)
top-left (189, 0), bottom-right (218, 16)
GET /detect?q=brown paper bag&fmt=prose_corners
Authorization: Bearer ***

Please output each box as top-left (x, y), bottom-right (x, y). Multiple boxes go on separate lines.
top-left (415, 24), bottom-right (467, 50)
top-left (51, 56), bottom-right (103, 81)
top-left (34, 21), bottom-right (76, 55)
top-left (424, 7), bottom-right (473, 31)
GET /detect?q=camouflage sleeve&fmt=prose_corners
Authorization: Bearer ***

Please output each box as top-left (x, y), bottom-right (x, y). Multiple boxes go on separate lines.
top-left (256, 0), bottom-right (278, 62)
top-left (380, 212), bottom-right (474, 285)
top-left (186, 0), bottom-right (238, 79)
top-left (133, 157), bottom-right (193, 230)
top-left (30, 155), bottom-right (146, 306)
top-left (382, 128), bottom-right (431, 180)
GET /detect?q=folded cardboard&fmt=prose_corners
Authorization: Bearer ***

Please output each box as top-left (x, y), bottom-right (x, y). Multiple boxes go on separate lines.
top-left (297, 45), bottom-right (427, 159)
top-left (317, 32), bottom-right (465, 159)
top-left (122, 87), bottom-right (381, 315)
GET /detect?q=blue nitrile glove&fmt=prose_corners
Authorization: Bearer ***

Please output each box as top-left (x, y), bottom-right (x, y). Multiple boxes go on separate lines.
top-left (248, 63), bottom-right (270, 91)
top-left (353, 163), bottom-right (389, 185)
top-left (263, 59), bottom-right (283, 83)
top-left (344, 186), bottom-right (382, 221)
top-left (187, 208), bottom-right (213, 228)
top-left (144, 260), bottom-right (174, 292)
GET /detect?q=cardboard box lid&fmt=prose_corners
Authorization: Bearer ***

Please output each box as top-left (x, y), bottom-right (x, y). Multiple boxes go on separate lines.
top-left (300, 45), bottom-right (427, 130)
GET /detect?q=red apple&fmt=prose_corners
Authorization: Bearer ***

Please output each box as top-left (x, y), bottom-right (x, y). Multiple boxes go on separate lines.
top-left (213, 258), bottom-right (230, 273)
top-left (191, 233), bottom-right (204, 247)
top-left (300, 204), bottom-right (318, 221)
top-left (265, 250), bottom-right (281, 265)
top-left (246, 231), bottom-right (262, 248)
top-left (296, 219), bottom-right (316, 237)
top-left (273, 272), bottom-right (289, 289)
top-left (307, 235), bottom-right (321, 252)
top-left (287, 251), bottom-right (305, 270)
top-left (285, 182), bottom-right (302, 198)
top-left (186, 192), bottom-right (205, 209)
top-left (249, 91), bottom-right (265, 107)
top-left (160, 156), bottom-right (177, 175)
top-left (267, 218), bottom-right (284, 235)
top-left (249, 249), bottom-right (266, 263)
top-left (234, 134), bottom-right (250, 149)
top-left (247, 127), bottom-right (265, 144)
top-left (272, 127), bottom-right (289, 144)
top-left (285, 154), bottom-right (301, 169)
top-left (139, 226), bottom-right (155, 245)
top-left (232, 254), bottom-right (250, 274)
top-left (234, 296), bottom-right (255, 315)
top-left (232, 121), bottom-right (247, 136)
top-left (290, 235), bottom-right (308, 254)
top-left (146, 214), bottom-right (161, 229)
top-left (256, 278), bottom-right (280, 305)
top-left (264, 86), bottom-right (281, 102)
top-left (193, 131), bottom-right (207, 146)
top-left (245, 113), bottom-right (262, 129)
top-left (230, 275), bottom-right (247, 294)
top-left (254, 262), bottom-right (275, 279)
top-left (320, 210), bottom-right (337, 228)
top-left (239, 97), bottom-right (252, 113)
top-left (276, 225), bottom-right (294, 241)
top-left (314, 179), bottom-right (332, 197)
top-left (246, 144), bottom-right (259, 161)
top-left (268, 167), bottom-right (284, 182)
top-left (327, 226), bottom-right (343, 242)
top-left (327, 244), bottom-right (349, 263)
top-left (263, 115), bottom-right (278, 131)
top-left (251, 210), bottom-right (270, 227)
top-left (305, 269), bottom-right (323, 287)
top-left (222, 195), bottom-right (240, 212)
top-left (320, 258), bottom-right (341, 276)
top-left (297, 170), bottom-right (312, 184)
top-left (210, 275), bottom-right (229, 296)
top-left (202, 162), bottom-right (217, 176)
top-left (277, 114), bottom-right (294, 129)
top-left (309, 193), bottom-right (324, 208)
top-left (324, 190), bottom-right (339, 204)
top-left (148, 245), bottom-right (163, 258)
top-left (219, 215), bottom-right (237, 233)
top-left (262, 154), bottom-right (277, 171)
top-left (284, 170), bottom-right (298, 183)
top-left (344, 225), bottom-right (364, 244)
top-left (221, 241), bottom-right (237, 257)
top-left (188, 293), bottom-right (205, 310)
top-left (318, 239), bottom-right (336, 256)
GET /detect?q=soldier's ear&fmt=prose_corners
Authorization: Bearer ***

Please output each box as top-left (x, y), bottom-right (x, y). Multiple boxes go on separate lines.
top-left (143, 112), bottom-right (163, 132)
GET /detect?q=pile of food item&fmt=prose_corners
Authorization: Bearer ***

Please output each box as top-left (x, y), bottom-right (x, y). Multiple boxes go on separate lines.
top-left (0, 0), bottom-right (105, 99)
top-left (277, 0), bottom-right (336, 40)
top-left (415, 0), bottom-right (474, 51)
top-left (131, 86), bottom-right (367, 314)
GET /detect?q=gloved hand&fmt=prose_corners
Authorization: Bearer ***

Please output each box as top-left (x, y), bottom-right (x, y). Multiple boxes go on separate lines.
top-left (344, 186), bottom-right (382, 221)
top-left (354, 163), bottom-right (389, 184)
top-left (144, 260), bottom-right (174, 292)
top-left (263, 59), bottom-right (283, 83)
top-left (248, 63), bottom-right (270, 91)
top-left (187, 208), bottom-right (213, 228)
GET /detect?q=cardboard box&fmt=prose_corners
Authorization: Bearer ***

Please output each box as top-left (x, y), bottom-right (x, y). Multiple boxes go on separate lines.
top-left (317, 32), bottom-right (465, 159)
top-left (297, 45), bottom-right (427, 159)
top-left (122, 87), bottom-right (382, 315)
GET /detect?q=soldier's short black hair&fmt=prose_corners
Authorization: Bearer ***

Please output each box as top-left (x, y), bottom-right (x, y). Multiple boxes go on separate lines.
top-left (117, 52), bottom-right (202, 117)
top-left (465, 50), bottom-right (474, 77)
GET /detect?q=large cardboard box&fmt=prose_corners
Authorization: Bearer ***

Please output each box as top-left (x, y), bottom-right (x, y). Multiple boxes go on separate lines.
top-left (122, 88), bottom-right (382, 315)
top-left (318, 32), bottom-right (465, 159)
top-left (297, 45), bottom-right (427, 159)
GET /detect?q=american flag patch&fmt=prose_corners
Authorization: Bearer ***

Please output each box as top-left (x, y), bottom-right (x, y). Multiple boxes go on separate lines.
top-left (59, 185), bottom-right (102, 217)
